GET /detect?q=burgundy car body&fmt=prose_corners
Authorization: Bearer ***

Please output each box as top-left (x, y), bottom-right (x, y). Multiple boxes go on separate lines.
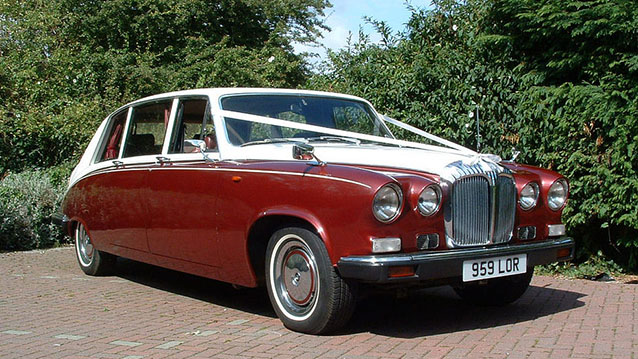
top-left (54, 88), bottom-right (573, 333)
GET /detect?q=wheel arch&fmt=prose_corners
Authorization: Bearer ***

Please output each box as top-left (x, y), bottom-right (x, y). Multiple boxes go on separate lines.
top-left (246, 211), bottom-right (327, 286)
top-left (68, 217), bottom-right (84, 237)
top-left (66, 217), bottom-right (104, 252)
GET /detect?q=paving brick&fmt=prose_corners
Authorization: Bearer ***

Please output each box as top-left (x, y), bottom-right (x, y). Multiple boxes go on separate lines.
top-left (155, 341), bottom-right (183, 350)
top-left (3, 330), bottom-right (33, 337)
top-left (1, 247), bottom-right (638, 359)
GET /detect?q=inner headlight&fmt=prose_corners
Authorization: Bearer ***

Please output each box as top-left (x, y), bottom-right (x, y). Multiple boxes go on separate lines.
top-left (372, 183), bottom-right (403, 223)
top-left (548, 179), bottom-right (568, 211)
top-left (417, 185), bottom-right (442, 216)
top-left (519, 182), bottom-right (539, 210)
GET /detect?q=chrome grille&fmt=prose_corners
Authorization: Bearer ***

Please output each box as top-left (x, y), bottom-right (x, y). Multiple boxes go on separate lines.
top-left (493, 176), bottom-right (517, 244)
top-left (451, 176), bottom-right (490, 246)
top-left (447, 173), bottom-right (516, 247)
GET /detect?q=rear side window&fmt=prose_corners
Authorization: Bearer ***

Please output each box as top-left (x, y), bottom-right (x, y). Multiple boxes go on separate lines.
top-left (96, 109), bottom-right (128, 162)
top-left (122, 100), bottom-right (172, 158)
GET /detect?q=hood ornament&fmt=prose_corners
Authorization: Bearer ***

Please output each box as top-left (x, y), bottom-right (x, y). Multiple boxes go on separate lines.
top-left (442, 154), bottom-right (506, 183)
top-left (463, 153), bottom-right (502, 166)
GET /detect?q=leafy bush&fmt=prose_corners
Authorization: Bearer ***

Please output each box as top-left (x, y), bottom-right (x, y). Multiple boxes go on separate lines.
top-left (310, 0), bottom-right (638, 270)
top-left (0, 0), bottom-right (330, 175)
top-left (0, 164), bottom-right (73, 251)
top-left (486, 0), bottom-right (638, 267)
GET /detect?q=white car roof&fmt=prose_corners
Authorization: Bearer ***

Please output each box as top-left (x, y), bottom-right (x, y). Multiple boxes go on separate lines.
top-left (125, 88), bottom-right (369, 108)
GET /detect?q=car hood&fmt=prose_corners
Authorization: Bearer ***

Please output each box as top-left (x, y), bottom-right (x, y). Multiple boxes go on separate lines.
top-left (228, 143), bottom-right (503, 180)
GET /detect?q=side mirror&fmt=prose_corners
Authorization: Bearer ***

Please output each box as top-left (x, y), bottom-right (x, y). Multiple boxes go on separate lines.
top-left (185, 139), bottom-right (207, 152)
top-left (292, 142), bottom-right (315, 160)
top-left (292, 143), bottom-right (325, 166)
top-left (184, 139), bottom-right (215, 162)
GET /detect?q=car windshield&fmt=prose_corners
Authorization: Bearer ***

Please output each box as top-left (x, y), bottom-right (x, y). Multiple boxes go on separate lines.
top-left (220, 94), bottom-right (393, 146)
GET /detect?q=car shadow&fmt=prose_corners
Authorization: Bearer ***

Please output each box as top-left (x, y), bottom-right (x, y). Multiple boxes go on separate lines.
top-left (112, 258), bottom-right (586, 337)
top-left (113, 257), bottom-right (277, 318)
top-left (341, 284), bottom-right (586, 338)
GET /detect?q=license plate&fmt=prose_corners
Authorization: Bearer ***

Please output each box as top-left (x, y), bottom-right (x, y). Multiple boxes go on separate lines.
top-left (462, 254), bottom-right (527, 282)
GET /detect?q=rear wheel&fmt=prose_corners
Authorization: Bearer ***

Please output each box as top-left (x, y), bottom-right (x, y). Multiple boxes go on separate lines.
top-left (454, 270), bottom-right (533, 306)
top-left (75, 222), bottom-right (115, 276)
top-left (265, 227), bottom-right (356, 334)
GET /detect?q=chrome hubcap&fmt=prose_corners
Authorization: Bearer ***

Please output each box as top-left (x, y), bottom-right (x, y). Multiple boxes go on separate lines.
top-left (272, 235), bottom-right (318, 318)
top-left (76, 224), bottom-right (94, 266)
top-left (283, 249), bottom-right (314, 305)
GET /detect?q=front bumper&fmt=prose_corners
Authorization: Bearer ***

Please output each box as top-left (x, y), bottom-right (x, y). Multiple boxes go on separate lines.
top-left (337, 237), bottom-right (574, 283)
top-left (51, 213), bottom-right (70, 234)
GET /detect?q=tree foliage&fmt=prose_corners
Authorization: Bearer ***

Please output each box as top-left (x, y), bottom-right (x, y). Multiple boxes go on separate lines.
top-left (485, 0), bottom-right (638, 265)
top-left (310, 0), bottom-right (638, 268)
top-left (0, 0), bottom-right (329, 173)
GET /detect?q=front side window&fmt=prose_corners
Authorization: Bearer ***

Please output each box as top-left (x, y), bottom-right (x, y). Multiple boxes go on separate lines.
top-left (122, 100), bottom-right (172, 158)
top-left (96, 109), bottom-right (128, 162)
top-left (168, 98), bottom-right (217, 154)
top-left (220, 95), bottom-right (392, 145)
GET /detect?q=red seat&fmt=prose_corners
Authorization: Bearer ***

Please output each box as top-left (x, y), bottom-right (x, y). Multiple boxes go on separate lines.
top-left (204, 135), bottom-right (217, 151)
top-left (105, 124), bottom-right (123, 160)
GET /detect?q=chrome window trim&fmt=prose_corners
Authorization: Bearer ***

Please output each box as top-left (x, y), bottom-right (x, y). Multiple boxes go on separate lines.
top-left (91, 107), bottom-right (132, 164)
top-left (120, 98), bottom-right (175, 159)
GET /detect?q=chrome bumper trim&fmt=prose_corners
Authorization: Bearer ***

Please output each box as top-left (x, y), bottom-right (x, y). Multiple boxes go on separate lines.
top-left (337, 238), bottom-right (574, 283)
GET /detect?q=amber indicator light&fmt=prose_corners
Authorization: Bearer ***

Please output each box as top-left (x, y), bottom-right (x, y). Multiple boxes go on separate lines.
top-left (232, 176), bottom-right (242, 183)
top-left (388, 266), bottom-right (416, 278)
top-left (557, 248), bottom-right (571, 259)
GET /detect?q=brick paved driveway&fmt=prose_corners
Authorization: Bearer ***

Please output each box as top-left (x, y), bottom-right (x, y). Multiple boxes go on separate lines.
top-left (1, 247), bottom-right (636, 359)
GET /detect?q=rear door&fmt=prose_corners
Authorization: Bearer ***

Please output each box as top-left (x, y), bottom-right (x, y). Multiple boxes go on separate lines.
top-left (82, 99), bottom-right (173, 254)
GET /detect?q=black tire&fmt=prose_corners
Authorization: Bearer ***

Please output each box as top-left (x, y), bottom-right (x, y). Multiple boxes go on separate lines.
top-left (74, 222), bottom-right (115, 276)
top-left (454, 270), bottom-right (533, 306)
top-left (265, 227), bottom-right (356, 334)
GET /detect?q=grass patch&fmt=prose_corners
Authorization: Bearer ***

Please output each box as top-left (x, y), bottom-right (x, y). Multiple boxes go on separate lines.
top-left (535, 251), bottom-right (625, 280)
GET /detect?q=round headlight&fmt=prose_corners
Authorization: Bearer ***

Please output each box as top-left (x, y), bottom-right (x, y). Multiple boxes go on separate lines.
top-left (372, 183), bottom-right (403, 223)
top-left (519, 182), bottom-right (539, 210)
top-left (548, 179), bottom-right (568, 211)
top-left (417, 185), bottom-right (442, 216)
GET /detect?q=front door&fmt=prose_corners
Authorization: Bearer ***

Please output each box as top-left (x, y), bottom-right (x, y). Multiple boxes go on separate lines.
top-left (145, 97), bottom-right (223, 266)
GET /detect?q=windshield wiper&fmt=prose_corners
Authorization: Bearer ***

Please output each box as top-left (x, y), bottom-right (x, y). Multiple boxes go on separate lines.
top-left (306, 136), bottom-right (361, 145)
top-left (240, 138), bottom-right (307, 147)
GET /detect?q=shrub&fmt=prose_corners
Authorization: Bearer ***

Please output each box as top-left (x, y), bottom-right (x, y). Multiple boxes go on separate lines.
top-left (310, 0), bottom-right (638, 271)
top-left (0, 164), bottom-right (73, 251)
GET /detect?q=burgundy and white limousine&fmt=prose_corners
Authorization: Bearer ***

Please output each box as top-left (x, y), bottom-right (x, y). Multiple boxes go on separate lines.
top-left (53, 88), bottom-right (573, 334)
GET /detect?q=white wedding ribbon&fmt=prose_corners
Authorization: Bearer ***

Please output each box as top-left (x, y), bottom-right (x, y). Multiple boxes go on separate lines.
top-left (217, 110), bottom-right (481, 157)
top-left (381, 115), bottom-right (477, 155)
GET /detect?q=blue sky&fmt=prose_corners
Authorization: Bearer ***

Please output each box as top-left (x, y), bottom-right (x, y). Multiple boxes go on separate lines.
top-left (294, 1), bottom-right (431, 63)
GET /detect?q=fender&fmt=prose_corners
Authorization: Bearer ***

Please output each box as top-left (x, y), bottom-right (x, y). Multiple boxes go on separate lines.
top-left (250, 206), bottom-right (333, 259)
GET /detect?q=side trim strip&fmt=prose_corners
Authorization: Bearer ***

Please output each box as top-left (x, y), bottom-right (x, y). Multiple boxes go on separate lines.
top-left (73, 163), bottom-right (371, 189)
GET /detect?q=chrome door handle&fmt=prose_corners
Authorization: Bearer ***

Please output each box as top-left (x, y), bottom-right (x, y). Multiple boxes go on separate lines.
top-left (155, 156), bottom-right (170, 163)
top-left (112, 160), bottom-right (124, 167)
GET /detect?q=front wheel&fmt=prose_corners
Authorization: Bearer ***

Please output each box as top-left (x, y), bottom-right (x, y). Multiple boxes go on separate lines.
top-left (75, 222), bottom-right (115, 276)
top-left (454, 270), bottom-right (533, 306)
top-left (265, 227), bottom-right (356, 334)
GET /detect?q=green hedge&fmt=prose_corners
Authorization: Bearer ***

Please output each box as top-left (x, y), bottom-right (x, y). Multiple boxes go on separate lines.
top-left (310, 0), bottom-right (638, 269)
